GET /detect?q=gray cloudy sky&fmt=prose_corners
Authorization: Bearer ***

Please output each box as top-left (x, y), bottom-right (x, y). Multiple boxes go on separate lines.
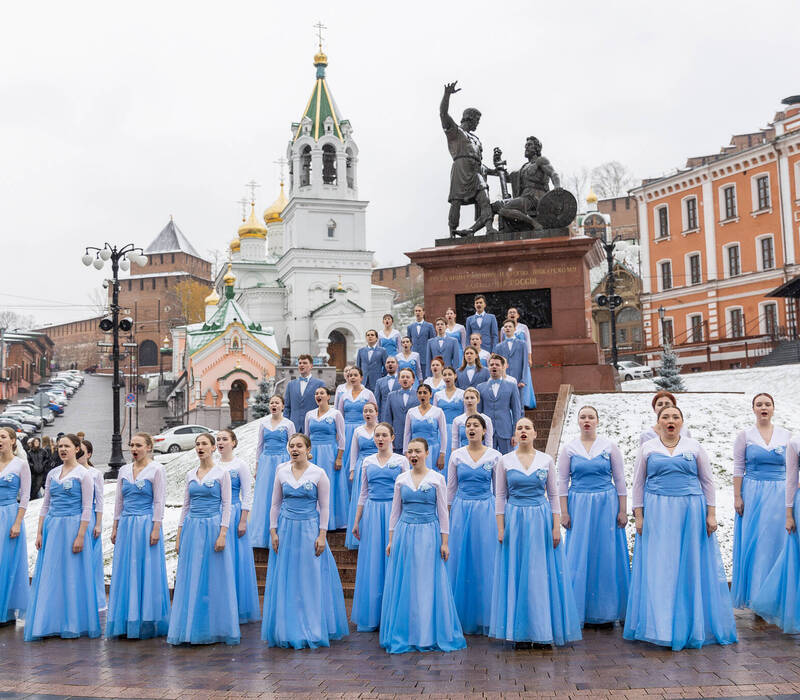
top-left (3, 0), bottom-right (798, 325)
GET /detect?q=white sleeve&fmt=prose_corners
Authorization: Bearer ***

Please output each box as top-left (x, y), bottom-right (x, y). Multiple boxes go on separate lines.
top-left (388, 478), bottom-right (403, 531)
top-left (451, 418), bottom-right (460, 452)
top-left (80, 471), bottom-right (94, 522)
top-left (269, 471), bottom-right (283, 529)
top-left (349, 429), bottom-right (361, 474)
top-left (316, 470), bottom-right (331, 531)
top-left (93, 469), bottom-right (104, 514)
top-left (696, 446), bottom-right (716, 507)
top-left (446, 452), bottom-right (458, 505)
top-left (220, 470), bottom-right (232, 528)
top-left (632, 449), bottom-right (646, 509)
top-left (238, 461), bottom-right (253, 511)
top-left (17, 460), bottom-right (31, 510)
top-left (495, 462), bottom-right (508, 515)
top-left (546, 459), bottom-right (560, 513)
top-left (733, 431), bottom-right (747, 478)
top-left (113, 474), bottom-right (124, 521)
top-left (435, 476), bottom-right (449, 534)
top-left (334, 411), bottom-right (346, 451)
top-left (436, 408), bottom-right (447, 449)
top-left (40, 470), bottom-right (53, 517)
top-left (787, 439), bottom-right (799, 508)
top-left (357, 458), bottom-right (371, 507)
top-left (304, 411), bottom-right (312, 435)
top-left (556, 446), bottom-right (571, 497)
top-left (610, 442), bottom-right (627, 497)
top-left (484, 415), bottom-right (494, 448)
top-left (152, 466), bottom-right (166, 522)
top-left (403, 411), bottom-right (412, 453)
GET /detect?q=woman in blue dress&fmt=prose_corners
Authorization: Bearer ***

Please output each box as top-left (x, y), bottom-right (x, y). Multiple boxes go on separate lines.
top-left (305, 386), bottom-right (347, 530)
top-left (507, 313), bottom-right (536, 409)
top-left (446, 416), bottom-right (501, 635)
top-left (251, 395), bottom-right (294, 547)
top-left (350, 422), bottom-right (409, 631)
top-left (557, 406), bottom-right (629, 626)
top-left (625, 406), bottom-right (737, 650)
top-left (345, 401), bottom-right (379, 549)
top-left (78, 439), bottom-right (106, 612)
top-left (445, 307), bottom-right (467, 357)
top-left (0, 427), bottom-right (30, 624)
top-left (451, 387), bottom-right (494, 451)
top-left (25, 433), bottom-right (101, 641)
top-left (424, 356), bottom-right (447, 396)
top-left (396, 336), bottom-right (423, 384)
top-left (433, 367), bottom-right (464, 479)
top-left (639, 391), bottom-right (691, 446)
top-left (403, 383), bottom-right (448, 472)
top-left (262, 433), bottom-right (348, 648)
top-left (380, 437), bottom-right (466, 653)
top-left (167, 432), bottom-right (239, 645)
top-left (217, 429), bottom-right (260, 624)
top-left (106, 432), bottom-right (170, 639)
top-left (378, 313), bottom-right (402, 357)
top-left (490, 417), bottom-right (581, 647)
top-left (335, 366), bottom-right (377, 480)
top-left (731, 393), bottom-right (790, 611)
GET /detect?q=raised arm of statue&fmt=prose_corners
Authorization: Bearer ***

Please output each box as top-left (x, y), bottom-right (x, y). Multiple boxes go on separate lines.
top-left (440, 82), bottom-right (460, 131)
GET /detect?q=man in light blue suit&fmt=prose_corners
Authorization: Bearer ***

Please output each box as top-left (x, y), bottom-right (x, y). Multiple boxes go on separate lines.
top-left (355, 329), bottom-right (387, 392)
top-left (406, 304), bottom-right (436, 378)
top-left (465, 294), bottom-right (499, 355)
top-left (476, 354), bottom-right (522, 454)
top-left (374, 356), bottom-right (399, 416)
top-left (493, 318), bottom-right (527, 401)
top-left (425, 317), bottom-right (461, 372)
top-left (283, 354), bottom-right (325, 433)
top-left (381, 368), bottom-right (419, 453)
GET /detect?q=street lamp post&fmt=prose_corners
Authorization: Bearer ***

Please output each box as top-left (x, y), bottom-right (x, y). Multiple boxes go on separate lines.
top-left (658, 305), bottom-right (667, 348)
top-left (594, 233), bottom-right (623, 369)
top-left (82, 243), bottom-right (148, 479)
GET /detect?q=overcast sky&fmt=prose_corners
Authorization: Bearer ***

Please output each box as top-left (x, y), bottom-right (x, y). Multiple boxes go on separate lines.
top-left (3, 0), bottom-right (798, 326)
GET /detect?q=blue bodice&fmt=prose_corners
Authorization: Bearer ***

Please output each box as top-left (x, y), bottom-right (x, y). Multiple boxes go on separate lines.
top-left (366, 464), bottom-right (403, 501)
top-left (356, 433), bottom-right (378, 462)
top-left (262, 425), bottom-right (290, 455)
top-left (397, 356), bottom-right (419, 373)
top-left (279, 481), bottom-right (319, 520)
top-left (745, 444), bottom-right (786, 481)
top-left (506, 468), bottom-right (548, 506)
top-left (569, 453), bottom-right (613, 492)
top-left (230, 472), bottom-right (242, 504)
top-left (437, 395), bottom-right (464, 424)
top-left (188, 479), bottom-right (223, 518)
top-left (49, 477), bottom-right (85, 517)
top-left (309, 414), bottom-right (338, 445)
top-left (645, 452), bottom-right (702, 497)
top-left (445, 329), bottom-right (463, 351)
top-left (455, 461), bottom-right (493, 500)
top-left (399, 484), bottom-right (438, 524)
top-left (0, 472), bottom-right (20, 506)
top-left (513, 329), bottom-right (526, 344)
top-left (411, 414), bottom-right (440, 442)
top-left (379, 336), bottom-right (399, 357)
top-left (343, 396), bottom-right (369, 425)
top-left (120, 478), bottom-right (154, 516)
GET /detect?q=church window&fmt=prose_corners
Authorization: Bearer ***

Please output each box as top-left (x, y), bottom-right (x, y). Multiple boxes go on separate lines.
top-left (139, 279), bottom-right (144, 291)
top-left (327, 219), bottom-right (337, 238)
top-left (346, 148), bottom-right (355, 189)
top-left (300, 146), bottom-right (312, 187)
top-left (322, 144), bottom-right (337, 185)
top-left (392, 268), bottom-right (397, 280)
top-left (152, 278), bottom-right (156, 290)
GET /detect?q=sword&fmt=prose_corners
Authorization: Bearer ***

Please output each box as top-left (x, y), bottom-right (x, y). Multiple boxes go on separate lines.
top-left (493, 147), bottom-right (510, 200)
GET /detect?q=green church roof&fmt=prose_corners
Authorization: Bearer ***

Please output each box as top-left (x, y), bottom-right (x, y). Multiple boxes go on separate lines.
top-left (292, 51), bottom-right (345, 142)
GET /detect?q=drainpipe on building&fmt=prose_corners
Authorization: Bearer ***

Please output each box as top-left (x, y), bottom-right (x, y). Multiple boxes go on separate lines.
top-left (772, 139), bottom-right (796, 339)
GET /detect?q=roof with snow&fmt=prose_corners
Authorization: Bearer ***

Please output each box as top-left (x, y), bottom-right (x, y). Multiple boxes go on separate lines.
top-left (145, 218), bottom-right (203, 259)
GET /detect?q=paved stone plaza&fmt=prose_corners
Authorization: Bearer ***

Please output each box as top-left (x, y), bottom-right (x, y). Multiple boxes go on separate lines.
top-left (2, 610), bottom-right (800, 699)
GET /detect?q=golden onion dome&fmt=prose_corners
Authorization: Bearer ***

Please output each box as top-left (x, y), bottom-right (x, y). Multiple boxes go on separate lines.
top-left (263, 183), bottom-right (288, 224)
top-left (238, 203), bottom-right (267, 239)
top-left (229, 237), bottom-right (240, 252)
top-left (203, 288), bottom-right (220, 305)
top-left (314, 50), bottom-right (328, 66)
top-left (223, 262), bottom-right (236, 286)
top-left (586, 188), bottom-right (598, 205)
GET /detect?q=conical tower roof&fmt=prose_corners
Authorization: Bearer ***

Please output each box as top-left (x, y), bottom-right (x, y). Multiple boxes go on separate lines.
top-left (292, 50), bottom-right (345, 142)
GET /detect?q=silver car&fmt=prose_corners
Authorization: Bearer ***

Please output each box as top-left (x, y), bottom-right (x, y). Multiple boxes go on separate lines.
top-left (152, 425), bottom-right (214, 454)
top-left (616, 360), bottom-right (654, 382)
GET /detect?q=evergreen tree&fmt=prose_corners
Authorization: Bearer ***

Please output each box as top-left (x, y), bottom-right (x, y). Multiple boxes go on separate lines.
top-left (252, 378), bottom-right (272, 419)
top-left (654, 344), bottom-right (685, 392)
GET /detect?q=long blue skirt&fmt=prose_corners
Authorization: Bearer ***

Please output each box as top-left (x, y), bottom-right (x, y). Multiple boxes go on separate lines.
top-left (261, 515), bottom-right (348, 648)
top-left (447, 496), bottom-right (496, 635)
top-left (228, 502), bottom-right (261, 623)
top-left (105, 513), bottom-right (170, 639)
top-left (564, 488), bottom-right (630, 624)
top-left (490, 502), bottom-right (581, 645)
top-left (750, 491), bottom-right (800, 630)
top-left (311, 443), bottom-right (348, 530)
top-left (351, 499), bottom-right (391, 631)
top-left (623, 493), bottom-right (737, 650)
top-left (250, 452), bottom-right (285, 547)
top-left (167, 514), bottom-right (240, 645)
top-left (0, 502), bottom-right (28, 621)
top-left (731, 478), bottom-right (784, 609)
top-left (90, 510), bottom-right (106, 611)
top-left (379, 519), bottom-right (466, 653)
top-left (521, 361), bottom-right (536, 409)
top-left (24, 515), bottom-right (101, 641)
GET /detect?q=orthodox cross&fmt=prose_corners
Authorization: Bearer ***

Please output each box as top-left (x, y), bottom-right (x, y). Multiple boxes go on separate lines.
top-left (274, 157), bottom-right (288, 185)
top-left (314, 20), bottom-right (327, 51)
top-left (245, 179), bottom-right (260, 204)
top-left (236, 197), bottom-right (249, 221)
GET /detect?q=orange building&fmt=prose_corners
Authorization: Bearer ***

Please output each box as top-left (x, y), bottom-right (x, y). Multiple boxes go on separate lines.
top-left (633, 95), bottom-right (800, 371)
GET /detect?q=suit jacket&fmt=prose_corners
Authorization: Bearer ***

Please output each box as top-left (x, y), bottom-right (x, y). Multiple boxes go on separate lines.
top-left (283, 376), bottom-right (325, 433)
top-left (425, 336), bottom-right (460, 372)
top-left (476, 379), bottom-right (522, 439)
top-left (465, 312), bottom-right (499, 353)
top-left (381, 388), bottom-right (420, 451)
top-left (456, 366), bottom-right (490, 389)
top-left (492, 337), bottom-right (527, 389)
top-left (355, 345), bottom-right (388, 391)
top-left (407, 321), bottom-right (436, 373)
top-left (374, 373), bottom-right (399, 415)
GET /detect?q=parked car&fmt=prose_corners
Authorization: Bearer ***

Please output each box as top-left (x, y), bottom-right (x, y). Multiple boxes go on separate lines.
top-left (0, 417), bottom-right (30, 439)
top-left (152, 425), bottom-right (214, 454)
top-left (2, 411), bottom-right (43, 430)
top-left (13, 403), bottom-right (55, 424)
top-left (616, 360), bottom-right (654, 382)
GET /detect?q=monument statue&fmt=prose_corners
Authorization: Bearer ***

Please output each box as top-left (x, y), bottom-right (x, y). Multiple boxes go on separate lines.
top-left (440, 81), bottom-right (496, 238)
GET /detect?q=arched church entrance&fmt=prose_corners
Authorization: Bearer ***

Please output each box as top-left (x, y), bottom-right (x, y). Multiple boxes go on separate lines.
top-left (327, 330), bottom-right (347, 370)
top-left (229, 380), bottom-right (247, 425)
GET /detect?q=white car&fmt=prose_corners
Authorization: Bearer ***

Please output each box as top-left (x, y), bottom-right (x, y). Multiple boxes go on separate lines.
top-left (152, 425), bottom-right (214, 454)
top-left (616, 360), bottom-right (653, 381)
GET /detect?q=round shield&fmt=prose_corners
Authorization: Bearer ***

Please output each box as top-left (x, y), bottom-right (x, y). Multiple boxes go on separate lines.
top-left (537, 188), bottom-right (578, 229)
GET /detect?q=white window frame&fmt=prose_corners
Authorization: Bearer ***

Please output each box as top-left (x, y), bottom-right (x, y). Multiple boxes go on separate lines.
top-left (654, 204), bottom-right (670, 239)
top-left (680, 195), bottom-right (699, 233)
top-left (684, 251), bottom-right (702, 286)
top-left (656, 258), bottom-right (673, 292)
top-left (719, 183), bottom-right (738, 221)
top-left (658, 316), bottom-right (675, 345)
top-left (750, 172), bottom-right (772, 213)
top-left (758, 300), bottom-right (779, 335)
top-left (726, 306), bottom-right (745, 339)
top-left (723, 242), bottom-right (742, 278)
top-left (686, 312), bottom-right (704, 343)
top-left (755, 233), bottom-right (776, 271)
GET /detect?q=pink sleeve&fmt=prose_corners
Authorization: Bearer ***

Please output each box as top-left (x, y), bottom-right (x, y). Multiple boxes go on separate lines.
top-left (178, 475), bottom-right (190, 528)
top-left (610, 442), bottom-right (626, 496)
top-left (436, 477), bottom-right (449, 534)
top-left (733, 431), bottom-right (747, 478)
top-left (93, 470), bottom-right (104, 514)
top-left (357, 459), bottom-right (370, 506)
top-left (40, 471), bottom-right (53, 517)
top-left (388, 478), bottom-right (403, 531)
top-left (787, 440), bottom-right (799, 508)
top-left (239, 462), bottom-right (253, 511)
top-left (17, 460), bottom-right (31, 510)
top-left (349, 430), bottom-right (360, 473)
top-left (80, 471), bottom-right (94, 522)
top-left (546, 459), bottom-right (560, 513)
top-left (316, 471), bottom-right (330, 531)
top-left (632, 449), bottom-right (646, 509)
top-left (219, 470), bottom-right (232, 528)
top-left (556, 446), bottom-right (571, 497)
top-left (334, 412), bottom-right (346, 451)
top-left (695, 446), bottom-right (716, 506)
top-left (446, 452), bottom-right (458, 505)
top-left (152, 466), bottom-right (166, 522)
top-left (113, 475), bottom-right (124, 521)
top-left (269, 471), bottom-right (283, 529)
top-left (495, 462), bottom-right (508, 515)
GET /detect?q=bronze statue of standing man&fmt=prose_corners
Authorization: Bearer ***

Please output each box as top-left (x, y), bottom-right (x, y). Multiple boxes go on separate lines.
top-left (440, 82), bottom-right (496, 238)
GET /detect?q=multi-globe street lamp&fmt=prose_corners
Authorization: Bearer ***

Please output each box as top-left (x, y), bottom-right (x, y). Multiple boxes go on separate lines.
top-left (81, 243), bottom-right (148, 479)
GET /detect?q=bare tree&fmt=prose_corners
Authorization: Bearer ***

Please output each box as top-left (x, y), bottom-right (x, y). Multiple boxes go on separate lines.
top-left (206, 248), bottom-right (225, 279)
top-left (173, 280), bottom-right (213, 324)
top-left (561, 168), bottom-right (592, 212)
top-left (0, 310), bottom-right (35, 330)
top-left (87, 288), bottom-right (108, 316)
top-left (591, 161), bottom-right (637, 199)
